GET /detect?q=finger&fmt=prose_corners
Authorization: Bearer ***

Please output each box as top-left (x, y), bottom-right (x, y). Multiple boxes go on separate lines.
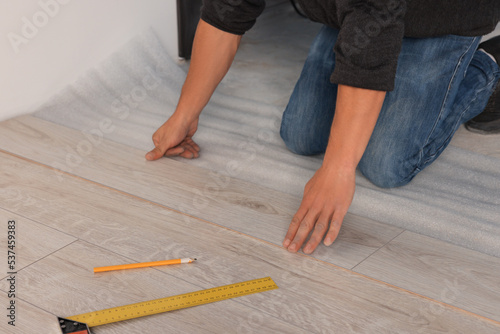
top-left (146, 146), bottom-right (167, 161)
top-left (179, 149), bottom-right (195, 159)
top-left (162, 141), bottom-right (199, 159)
top-left (181, 142), bottom-right (200, 158)
top-left (303, 213), bottom-right (330, 254)
top-left (164, 146), bottom-right (185, 157)
top-left (283, 206), bottom-right (308, 248)
top-left (287, 210), bottom-right (319, 253)
top-left (324, 212), bottom-right (345, 246)
top-left (283, 216), bottom-right (301, 248)
top-left (185, 138), bottom-right (200, 152)
top-left (152, 136), bottom-right (160, 148)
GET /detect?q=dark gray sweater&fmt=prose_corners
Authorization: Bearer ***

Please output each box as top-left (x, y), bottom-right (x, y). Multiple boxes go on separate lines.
top-left (201, 0), bottom-right (500, 91)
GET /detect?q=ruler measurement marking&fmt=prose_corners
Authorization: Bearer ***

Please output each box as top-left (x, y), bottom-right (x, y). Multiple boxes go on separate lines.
top-left (66, 277), bottom-right (277, 327)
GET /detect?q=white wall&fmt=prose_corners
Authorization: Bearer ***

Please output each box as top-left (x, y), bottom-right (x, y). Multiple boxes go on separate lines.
top-left (0, 0), bottom-right (178, 121)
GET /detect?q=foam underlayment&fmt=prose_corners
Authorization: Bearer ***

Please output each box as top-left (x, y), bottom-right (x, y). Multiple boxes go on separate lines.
top-left (33, 24), bottom-right (500, 257)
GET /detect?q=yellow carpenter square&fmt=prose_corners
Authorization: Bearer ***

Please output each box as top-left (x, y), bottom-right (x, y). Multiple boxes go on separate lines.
top-left (65, 277), bottom-right (278, 328)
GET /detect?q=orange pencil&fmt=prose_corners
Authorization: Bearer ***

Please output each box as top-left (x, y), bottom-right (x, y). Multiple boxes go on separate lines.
top-left (94, 258), bottom-right (197, 273)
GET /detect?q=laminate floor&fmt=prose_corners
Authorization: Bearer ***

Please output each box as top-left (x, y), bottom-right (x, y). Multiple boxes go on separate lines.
top-left (2, 2), bottom-right (499, 333)
top-left (0, 115), bottom-right (499, 334)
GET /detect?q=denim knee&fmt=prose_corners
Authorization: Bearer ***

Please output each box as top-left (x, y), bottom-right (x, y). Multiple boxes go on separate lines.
top-left (358, 152), bottom-right (417, 189)
top-left (280, 118), bottom-right (316, 156)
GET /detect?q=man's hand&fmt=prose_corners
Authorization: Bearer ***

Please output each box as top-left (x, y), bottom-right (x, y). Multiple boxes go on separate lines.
top-left (283, 165), bottom-right (355, 254)
top-left (145, 114), bottom-right (200, 160)
top-left (145, 19), bottom-right (241, 161)
top-left (283, 85), bottom-right (386, 254)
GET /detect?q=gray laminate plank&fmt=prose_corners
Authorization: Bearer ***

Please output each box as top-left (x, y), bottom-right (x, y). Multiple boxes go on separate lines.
top-left (0, 151), bottom-right (499, 333)
top-left (0, 208), bottom-right (76, 280)
top-left (0, 291), bottom-right (62, 334)
top-left (354, 231), bottom-right (500, 322)
top-left (0, 115), bottom-right (403, 269)
top-left (0, 241), bottom-right (303, 334)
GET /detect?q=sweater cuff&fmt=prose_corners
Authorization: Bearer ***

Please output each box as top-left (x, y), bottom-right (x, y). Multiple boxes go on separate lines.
top-left (200, 12), bottom-right (247, 35)
top-left (330, 61), bottom-right (396, 92)
top-left (200, 0), bottom-right (265, 36)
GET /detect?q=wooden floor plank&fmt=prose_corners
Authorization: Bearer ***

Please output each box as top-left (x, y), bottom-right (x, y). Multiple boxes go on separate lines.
top-left (0, 241), bottom-right (303, 334)
top-left (0, 115), bottom-right (403, 269)
top-left (354, 231), bottom-right (500, 322)
top-left (0, 291), bottom-right (62, 334)
top-left (0, 208), bottom-right (76, 280)
top-left (0, 152), bottom-right (499, 333)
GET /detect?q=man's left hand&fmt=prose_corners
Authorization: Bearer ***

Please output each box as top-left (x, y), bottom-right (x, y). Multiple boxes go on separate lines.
top-left (282, 165), bottom-right (355, 254)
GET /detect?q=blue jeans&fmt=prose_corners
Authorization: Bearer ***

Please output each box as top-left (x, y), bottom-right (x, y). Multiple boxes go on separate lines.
top-left (280, 26), bottom-right (500, 188)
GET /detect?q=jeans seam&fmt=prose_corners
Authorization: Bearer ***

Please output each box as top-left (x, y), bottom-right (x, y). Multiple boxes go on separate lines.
top-left (384, 61), bottom-right (498, 187)
top-left (423, 72), bottom-right (499, 166)
top-left (422, 87), bottom-right (482, 165)
top-left (419, 59), bottom-right (499, 179)
top-left (398, 37), bottom-right (481, 185)
top-left (417, 37), bottom-right (479, 164)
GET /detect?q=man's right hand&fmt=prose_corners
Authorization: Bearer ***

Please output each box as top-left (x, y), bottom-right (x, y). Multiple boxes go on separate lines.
top-left (145, 19), bottom-right (241, 162)
top-left (145, 114), bottom-right (200, 161)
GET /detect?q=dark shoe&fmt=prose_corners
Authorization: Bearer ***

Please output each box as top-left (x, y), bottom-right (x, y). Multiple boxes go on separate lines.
top-left (464, 82), bottom-right (500, 134)
top-left (478, 36), bottom-right (500, 64)
top-left (464, 36), bottom-right (500, 134)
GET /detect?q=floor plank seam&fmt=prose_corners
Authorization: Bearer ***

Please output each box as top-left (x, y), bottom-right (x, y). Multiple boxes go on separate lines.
top-left (0, 290), bottom-right (62, 319)
top-left (2, 148), bottom-right (500, 327)
top-left (0, 146), bottom-right (197, 218)
top-left (0, 207), bottom-right (81, 243)
top-left (0, 239), bottom-right (80, 294)
top-left (267, 247), bottom-right (500, 326)
top-left (0, 147), bottom-right (294, 251)
top-left (350, 228), bottom-right (407, 271)
top-left (18, 238), bottom-right (81, 275)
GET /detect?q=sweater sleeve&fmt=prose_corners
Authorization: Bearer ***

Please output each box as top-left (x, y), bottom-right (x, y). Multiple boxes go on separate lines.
top-left (331, 0), bottom-right (407, 91)
top-left (201, 0), bottom-right (266, 35)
